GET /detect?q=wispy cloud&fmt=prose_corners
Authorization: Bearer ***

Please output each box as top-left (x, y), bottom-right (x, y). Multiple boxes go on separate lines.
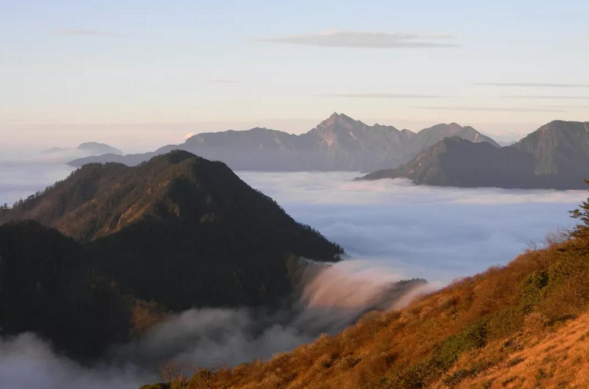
top-left (549, 105), bottom-right (589, 108)
top-left (206, 79), bottom-right (244, 84)
top-left (258, 31), bottom-right (459, 49)
top-left (58, 29), bottom-right (121, 36)
top-left (313, 93), bottom-right (446, 99)
top-left (414, 106), bottom-right (566, 112)
top-left (503, 95), bottom-right (589, 100)
top-left (477, 82), bottom-right (589, 88)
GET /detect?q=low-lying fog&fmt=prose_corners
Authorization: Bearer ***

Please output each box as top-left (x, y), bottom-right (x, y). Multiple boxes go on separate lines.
top-left (240, 171), bottom-right (586, 282)
top-left (0, 165), bottom-right (587, 389)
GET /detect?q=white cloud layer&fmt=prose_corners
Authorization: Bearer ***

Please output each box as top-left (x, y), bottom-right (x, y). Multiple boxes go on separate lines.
top-left (238, 171), bottom-right (587, 283)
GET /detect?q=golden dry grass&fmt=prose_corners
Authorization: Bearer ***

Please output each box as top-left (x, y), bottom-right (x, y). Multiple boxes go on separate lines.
top-left (442, 312), bottom-right (589, 389)
top-left (157, 237), bottom-right (589, 389)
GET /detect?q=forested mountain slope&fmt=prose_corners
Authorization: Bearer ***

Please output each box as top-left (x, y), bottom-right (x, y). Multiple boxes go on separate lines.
top-left (0, 151), bottom-right (342, 358)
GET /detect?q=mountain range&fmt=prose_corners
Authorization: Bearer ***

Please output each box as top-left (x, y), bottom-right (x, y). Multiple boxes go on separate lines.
top-left (67, 115), bottom-right (589, 189)
top-left (68, 113), bottom-right (499, 172)
top-left (361, 120), bottom-right (589, 189)
top-left (0, 151), bottom-right (342, 359)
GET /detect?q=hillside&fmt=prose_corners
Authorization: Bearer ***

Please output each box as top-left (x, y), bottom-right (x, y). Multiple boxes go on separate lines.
top-left (3, 151), bottom-right (341, 252)
top-left (0, 151), bottom-right (342, 357)
top-left (0, 221), bottom-right (132, 360)
top-left (68, 113), bottom-right (498, 172)
top-left (361, 120), bottom-right (589, 189)
top-left (147, 204), bottom-right (589, 389)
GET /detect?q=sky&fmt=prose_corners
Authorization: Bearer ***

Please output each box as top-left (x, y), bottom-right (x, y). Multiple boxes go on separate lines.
top-left (2, 0), bottom-right (589, 153)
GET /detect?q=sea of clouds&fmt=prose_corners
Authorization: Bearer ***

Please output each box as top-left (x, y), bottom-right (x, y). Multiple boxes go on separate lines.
top-left (239, 171), bottom-right (587, 282)
top-left (0, 166), bottom-right (587, 389)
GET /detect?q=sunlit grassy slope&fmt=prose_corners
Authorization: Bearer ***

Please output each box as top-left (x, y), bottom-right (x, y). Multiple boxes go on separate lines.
top-left (151, 230), bottom-right (589, 389)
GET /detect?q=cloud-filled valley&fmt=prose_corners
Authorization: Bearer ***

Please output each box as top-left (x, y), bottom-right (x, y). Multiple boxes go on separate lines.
top-left (0, 166), bottom-right (587, 389)
top-left (239, 171), bottom-right (586, 282)
top-left (0, 258), bottom-right (427, 389)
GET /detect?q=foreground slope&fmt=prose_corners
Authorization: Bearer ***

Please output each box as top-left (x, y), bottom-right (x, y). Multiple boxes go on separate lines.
top-left (151, 222), bottom-right (589, 389)
top-left (69, 113), bottom-right (498, 172)
top-left (0, 151), bottom-right (342, 357)
top-left (362, 120), bottom-right (589, 189)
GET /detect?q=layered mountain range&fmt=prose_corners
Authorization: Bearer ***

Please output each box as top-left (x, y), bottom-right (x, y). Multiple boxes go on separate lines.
top-left (69, 113), bottom-right (499, 172)
top-left (361, 120), bottom-right (589, 189)
top-left (0, 151), bottom-right (342, 359)
top-left (68, 115), bottom-right (589, 189)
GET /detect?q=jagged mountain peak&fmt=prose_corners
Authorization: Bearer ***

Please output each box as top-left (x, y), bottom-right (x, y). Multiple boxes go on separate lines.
top-left (317, 112), bottom-right (364, 130)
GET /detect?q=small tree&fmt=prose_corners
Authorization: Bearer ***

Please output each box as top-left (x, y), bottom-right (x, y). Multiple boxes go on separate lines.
top-left (189, 369), bottom-right (214, 389)
top-left (160, 361), bottom-right (189, 389)
top-left (570, 179), bottom-right (589, 238)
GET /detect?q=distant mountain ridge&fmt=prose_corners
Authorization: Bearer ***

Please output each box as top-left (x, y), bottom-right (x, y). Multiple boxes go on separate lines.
top-left (43, 142), bottom-right (122, 156)
top-left (77, 141), bottom-right (122, 155)
top-left (361, 120), bottom-right (589, 189)
top-left (69, 113), bottom-right (498, 171)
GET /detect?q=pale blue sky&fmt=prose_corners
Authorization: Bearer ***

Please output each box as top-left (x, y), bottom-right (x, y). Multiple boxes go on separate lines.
top-left (1, 0), bottom-right (589, 153)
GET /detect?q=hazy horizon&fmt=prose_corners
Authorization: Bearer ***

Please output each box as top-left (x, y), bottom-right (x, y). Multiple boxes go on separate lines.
top-left (0, 115), bottom-right (554, 157)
